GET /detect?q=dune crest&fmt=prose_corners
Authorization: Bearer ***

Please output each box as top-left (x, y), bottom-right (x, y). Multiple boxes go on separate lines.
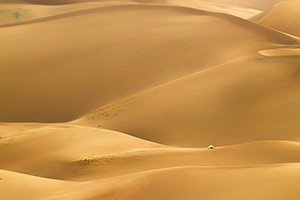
top-left (1, 0), bottom-right (299, 199)
top-left (259, 48), bottom-right (300, 57)
top-left (1, 164), bottom-right (300, 200)
top-left (255, 1), bottom-right (300, 37)
top-left (0, 0), bottom-right (260, 26)
top-left (81, 53), bottom-right (300, 147)
top-left (1, 5), bottom-right (296, 122)
top-left (201, 0), bottom-right (300, 10)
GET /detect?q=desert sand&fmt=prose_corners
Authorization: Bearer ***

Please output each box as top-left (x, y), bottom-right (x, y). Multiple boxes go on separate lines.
top-left (0, 0), bottom-right (300, 199)
top-left (254, 1), bottom-right (300, 37)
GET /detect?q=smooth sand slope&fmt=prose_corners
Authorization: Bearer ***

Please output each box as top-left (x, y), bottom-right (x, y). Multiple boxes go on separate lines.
top-left (1, 5), bottom-right (296, 122)
top-left (202, 0), bottom-right (300, 10)
top-left (130, 0), bottom-right (261, 19)
top-left (1, 125), bottom-right (300, 180)
top-left (1, 1), bottom-right (299, 199)
top-left (255, 1), bottom-right (300, 37)
top-left (0, 0), bottom-right (260, 26)
top-left (1, 164), bottom-right (300, 200)
top-left (81, 53), bottom-right (300, 147)
top-left (0, 1), bottom-right (130, 25)
top-left (0, 123), bottom-right (162, 179)
top-left (260, 48), bottom-right (300, 56)
top-left (1, 120), bottom-right (299, 199)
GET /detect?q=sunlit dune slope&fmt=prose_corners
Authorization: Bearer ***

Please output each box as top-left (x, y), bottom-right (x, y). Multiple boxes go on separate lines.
top-left (63, 140), bottom-right (300, 180)
top-left (1, 126), bottom-right (300, 180)
top-left (102, 165), bottom-right (300, 200)
top-left (130, 0), bottom-right (261, 19)
top-left (259, 48), bottom-right (300, 56)
top-left (0, 123), bottom-right (161, 179)
top-left (255, 1), bottom-right (300, 37)
top-left (1, 164), bottom-right (300, 200)
top-left (0, 1), bottom-right (299, 200)
top-left (81, 53), bottom-right (300, 147)
top-left (0, 1), bottom-right (260, 30)
top-left (0, 0), bottom-right (260, 26)
top-left (0, 170), bottom-right (74, 200)
top-left (0, 5), bottom-right (296, 122)
top-left (201, 0), bottom-right (300, 10)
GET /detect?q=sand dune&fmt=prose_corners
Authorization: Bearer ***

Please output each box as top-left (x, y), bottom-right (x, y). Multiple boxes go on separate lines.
top-left (0, 0), bottom-right (260, 27)
top-left (1, 0), bottom-right (299, 199)
top-left (201, 0), bottom-right (300, 10)
top-left (81, 53), bottom-right (300, 147)
top-left (1, 120), bottom-right (299, 181)
top-left (130, 0), bottom-right (261, 19)
top-left (0, 0), bottom-right (99, 4)
top-left (0, 1), bottom-right (130, 25)
top-left (260, 48), bottom-right (300, 56)
top-left (1, 5), bottom-right (296, 122)
top-left (0, 123), bottom-right (161, 179)
top-left (0, 170), bottom-right (73, 200)
top-left (56, 140), bottom-right (300, 180)
top-left (254, 1), bottom-right (300, 37)
top-left (1, 164), bottom-right (300, 200)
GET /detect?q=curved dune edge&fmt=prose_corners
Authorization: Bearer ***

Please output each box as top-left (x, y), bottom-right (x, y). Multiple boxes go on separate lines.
top-left (200, 0), bottom-right (300, 10)
top-left (1, 123), bottom-right (300, 181)
top-left (255, 1), bottom-right (300, 37)
top-left (0, 0), bottom-right (261, 26)
top-left (64, 140), bottom-right (300, 181)
top-left (0, 1), bottom-right (299, 199)
top-left (259, 48), bottom-right (300, 57)
top-left (0, 1), bottom-right (132, 26)
top-left (1, 4), bottom-right (298, 123)
top-left (0, 4), bottom-right (296, 44)
top-left (130, 0), bottom-right (261, 19)
top-left (1, 164), bottom-right (300, 200)
top-left (79, 53), bottom-right (300, 147)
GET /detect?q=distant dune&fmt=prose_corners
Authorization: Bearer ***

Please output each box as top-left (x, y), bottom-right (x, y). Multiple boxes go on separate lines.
top-left (0, 0), bottom-right (97, 4)
top-left (0, 1), bottom-right (129, 25)
top-left (254, 1), bottom-right (300, 37)
top-left (0, 0), bottom-right (260, 27)
top-left (130, 0), bottom-right (261, 19)
top-left (201, 0), bottom-right (300, 10)
top-left (1, 5), bottom-right (295, 122)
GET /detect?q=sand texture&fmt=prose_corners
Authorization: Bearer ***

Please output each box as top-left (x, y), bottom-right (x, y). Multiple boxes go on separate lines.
top-left (1, 0), bottom-right (300, 199)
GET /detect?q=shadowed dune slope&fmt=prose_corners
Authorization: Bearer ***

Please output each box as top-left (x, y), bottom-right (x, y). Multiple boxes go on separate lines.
top-left (0, 0), bottom-right (260, 21)
top-left (0, 5), bottom-right (296, 122)
top-left (0, 0), bottom-right (260, 27)
top-left (81, 54), bottom-right (300, 147)
top-left (1, 164), bottom-right (300, 200)
top-left (255, 1), bottom-right (300, 37)
top-left (0, 0), bottom-right (101, 5)
top-left (0, 1), bottom-right (130, 25)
